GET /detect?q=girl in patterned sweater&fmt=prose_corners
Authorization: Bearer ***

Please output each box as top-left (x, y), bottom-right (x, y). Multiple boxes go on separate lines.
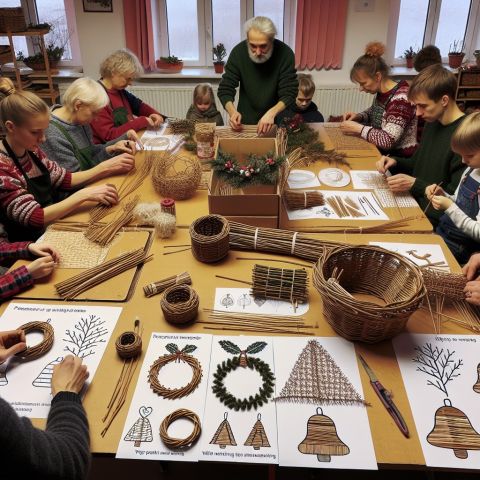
top-left (341, 42), bottom-right (418, 158)
top-left (0, 87), bottom-right (134, 241)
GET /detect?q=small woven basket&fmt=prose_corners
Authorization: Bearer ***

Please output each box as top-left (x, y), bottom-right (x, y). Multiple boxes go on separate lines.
top-left (190, 214), bottom-right (230, 263)
top-left (313, 245), bottom-right (425, 343)
top-left (161, 285), bottom-right (199, 325)
top-left (0, 8), bottom-right (26, 33)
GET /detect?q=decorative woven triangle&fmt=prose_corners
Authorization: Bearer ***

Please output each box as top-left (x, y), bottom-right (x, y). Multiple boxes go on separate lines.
top-left (244, 415), bottom-right (271, 449)
top-left (210, 413), bottom-right (237, 448)
top-left (276, 340), bottom-right (366, 405)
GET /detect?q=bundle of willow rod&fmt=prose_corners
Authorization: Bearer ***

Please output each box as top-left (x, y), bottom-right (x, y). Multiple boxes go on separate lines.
top-left (313, 245), bottom-right (426, 343)
top-left (452, 301), bottom-right (480, 333)
top-left (55, 248), bottom-right (152, 300)
top-left (284, 189), bottom-right (325, 210)
top-left (201, 309), bottom-right (316, 335)
top-left (143, 271), bottom-right (192, 298)
top-left (85, 195), bottom-right (139, 246)
top-left (251, 264), bottom-right (309, 305)
top-left (169, 118), bottom-right (196, 135)
top-left (160, 409), bottom-right (201, 449)
top-left (89, 155), bottom-right (155, 224)
top-left (228, 221), bottom-right (346, 262)
top-left (102, 319), bottom-right (143, 437)
top-left (422, 268), bottom-right (467, 301)
top-left (160, 285), bottom-right (199, 325)
top-left (215, 125), bottom-right (277, 138)
top-left (190, 214), bottom-right (230, 263)
top-left (15, 321), bottom-right (54, 360)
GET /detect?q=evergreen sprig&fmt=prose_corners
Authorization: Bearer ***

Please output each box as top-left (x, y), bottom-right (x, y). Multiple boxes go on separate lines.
top-left (280, 114), bottom-right (326, 159)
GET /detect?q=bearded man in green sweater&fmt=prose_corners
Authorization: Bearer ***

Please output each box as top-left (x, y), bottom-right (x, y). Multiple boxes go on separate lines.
top-left (218, 16), bottom-right (298, 135)
top-left (376, 64), bottom-right (466, 226)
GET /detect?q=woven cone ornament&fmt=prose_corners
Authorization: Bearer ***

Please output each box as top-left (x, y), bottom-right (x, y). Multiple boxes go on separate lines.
top-left (473, 364), bottom-right (480, 394)
top-left (210, 412), bottom-right (237, 449)
top-left (124, 406), bottom-right (153, 447)
top-left (427, 399), bottom-right (480, 459)
top-left (276, 340), bottom-right (366, 405)
top-left (244, 413), bottom-right (271, 450)
top-left (298, 407), bottom-right (350, 462)
top-left (32, 357), bottom-right (63, 388)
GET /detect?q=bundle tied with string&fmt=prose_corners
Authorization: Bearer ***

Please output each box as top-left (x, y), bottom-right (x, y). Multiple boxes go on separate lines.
top-left (152, 150), bottom-right (202, 200)
top-left (132, 203), bottom-right (176, 238)
top-left (161, 285), bottom-right (200, 325)
top-left (144, 272), bottom-right (192, 298)
top-left (313, 245), bottom-right (425, 343)
top-left (15, 321), bottom-right (54, 360)
top-left (190, 214), bottom-right (230, 263)
top-left (283, 189), bottom-right (325, 211)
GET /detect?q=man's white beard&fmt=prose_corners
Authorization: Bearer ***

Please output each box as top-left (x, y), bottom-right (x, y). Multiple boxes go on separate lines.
top-left (248, 46), bottom-right (274, 64)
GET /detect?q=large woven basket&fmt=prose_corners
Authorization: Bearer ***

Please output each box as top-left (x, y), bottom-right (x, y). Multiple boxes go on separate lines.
top-left (190, 214), bottom-right (230, 263)
top-left (0, 8), bottom-right (26, 32)
top-left (313, 245), bottom-right (425, 343)
top-left (160, 285), bottom-right (199, 325)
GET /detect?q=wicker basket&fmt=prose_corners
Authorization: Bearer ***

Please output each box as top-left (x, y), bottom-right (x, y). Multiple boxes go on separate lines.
top-left (160, 285), bottom-right (199, 325)
top-left (190, 214), bottom-right (230, 263)
top-left (313, 245), bottom-right (425, 343)
top-left (461, 72), bottom-right (480, 86)
top-left (0, 8), bottom-right (26, 33)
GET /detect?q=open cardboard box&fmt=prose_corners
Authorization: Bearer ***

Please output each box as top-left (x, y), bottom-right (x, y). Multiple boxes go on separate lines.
top-left (208, 137), bottom-right (280, 227)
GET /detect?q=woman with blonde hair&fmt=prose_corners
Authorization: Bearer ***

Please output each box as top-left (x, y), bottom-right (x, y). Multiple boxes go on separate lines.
top-left (90, 49), bottom-right (166, 143)
top-left (341, 42), bottom-right (418, 157)
top-left (43, 77), bottom-right (139, 171)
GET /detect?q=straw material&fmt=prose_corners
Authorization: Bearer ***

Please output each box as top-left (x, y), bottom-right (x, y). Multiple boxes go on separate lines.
top-left (160, 285), bottom-right (199, 325)
top-left (143, 272), bottom-right (191, 298)
top-left (160, 409), bottom-right (201, 449)
top-left (313, 245), bottom-right (425, 343)
top-left (422, 269), bottom-right (467, 301)
top-left (284, 189), bottom-right (325, 210)
top-left (152, 150), bottom-right (201, 200)
top-left (15, 321), bottom-right (54, 361)
top-left (190, 214), bottom-right (230, 263)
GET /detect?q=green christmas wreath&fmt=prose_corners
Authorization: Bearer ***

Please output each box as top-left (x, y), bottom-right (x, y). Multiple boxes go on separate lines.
top-left (212, 340), bottom-right (275, 411)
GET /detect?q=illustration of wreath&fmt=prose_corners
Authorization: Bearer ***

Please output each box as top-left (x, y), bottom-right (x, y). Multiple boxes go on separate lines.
top-left (212, 340), bottom-right (275, 411)
top-left (148, 343), bottom-right (202, 399)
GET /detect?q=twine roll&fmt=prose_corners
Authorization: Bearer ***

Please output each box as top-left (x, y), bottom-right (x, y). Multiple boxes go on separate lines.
top-left (143, 272), bottom-right (191, 298)
top-left (161, 198), bottom-right (176, 217)
top-left (189, 214), bottom-right (230, 263)
top-left (160, 285), bottom-right (199, 325)
top-left (15, 321), bottom-right (54, 360)
top-left (115, 331), bottom-right (142, 359)
top-left (160, 409), bottom-right (201, 449)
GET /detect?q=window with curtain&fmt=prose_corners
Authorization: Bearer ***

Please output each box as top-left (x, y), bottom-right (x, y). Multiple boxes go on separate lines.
top-left (155, 0), bottom-right (295, 67)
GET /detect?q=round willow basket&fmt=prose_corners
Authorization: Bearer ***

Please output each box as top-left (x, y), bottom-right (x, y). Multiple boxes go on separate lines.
top-left (313, 245), bottom-right (425, 343)
top-left (161, 285), bottom-right (199, 325)
top-left (189, 214), bottom-right (230, 263)
top-left (152, 153), bottom-right (202, 200)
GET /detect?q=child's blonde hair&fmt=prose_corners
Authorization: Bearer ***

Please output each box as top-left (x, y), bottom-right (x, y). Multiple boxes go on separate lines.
top-left (100, 49), bottom-right (143, 79)
top-left (298, 73), bottom-right (315, 97)
top-left (193, 83), bottom-right (216, 107)
top-left (451, 112), bottom-right (480, 154)
top-left (0, 77), bottom-right (15, 99)
top-left (62, 77), bottom-right (109, 112)
top-left (0, 89), bottom-right (49, 128)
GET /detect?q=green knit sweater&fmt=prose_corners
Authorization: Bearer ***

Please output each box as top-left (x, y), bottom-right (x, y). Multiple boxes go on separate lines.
top-left (393, 115), bottom-right (466, 224)
top-left (218, 39), bottom-right (298, 125)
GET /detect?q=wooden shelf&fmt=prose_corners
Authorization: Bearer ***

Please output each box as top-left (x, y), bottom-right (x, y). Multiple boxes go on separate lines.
top-left (458, 85), bottom-right (480, 89)
top-left (455, 69), bottom-right (480, 109)
top-left (0, 28), bottom-right (50, 36)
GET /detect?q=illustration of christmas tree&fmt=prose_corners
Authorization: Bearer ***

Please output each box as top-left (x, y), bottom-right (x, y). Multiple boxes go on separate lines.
top-left (244, 413), bottom-right (270, 450)
top-left (32, 356), bottom-right (64, 388)
top-left (63, 315), bottom-right (108, 358)
top-left (210, 412), bottom-right (237, 449)
top-left (124, 406), bottom-right (153, 447)
top-left (276, 340), bottom-right (366, 405)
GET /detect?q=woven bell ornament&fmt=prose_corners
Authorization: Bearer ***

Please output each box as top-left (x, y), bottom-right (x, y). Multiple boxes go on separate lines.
top-left (298, 407), bottom-right (350, 462)
top-left (473, 363), bottom-right (480, 394)
top-left (427, 399), bottom-right (480, 459)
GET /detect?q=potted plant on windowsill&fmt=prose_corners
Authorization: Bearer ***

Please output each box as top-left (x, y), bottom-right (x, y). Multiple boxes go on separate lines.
top-left (403, 46), bottom-right (417, 69)
top-left (156, 55), bottom-right (183, 73)
top-left (17, 41), bottom-right (64, 71)
top-left (448, 40), bottom-right (465, 69)
top-left (212, 42), bottom-right (227, 74)
top-left (474, 50), bottom-right (480, 69)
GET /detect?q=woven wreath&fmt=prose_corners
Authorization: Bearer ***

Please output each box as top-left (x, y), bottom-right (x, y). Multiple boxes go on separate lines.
top-left (212, 340), bottom-right (275, 411)
top-left (15, 321), bottom-right (54, 361)
top-left (160, 408), bottom-right (201, 449)
top-left (148, 343), bottom-right (202, 399)
top-left (211, 150), bottom-right (285, 189)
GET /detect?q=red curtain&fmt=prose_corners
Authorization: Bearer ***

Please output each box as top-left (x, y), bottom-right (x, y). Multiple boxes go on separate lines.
top-left (123, 0), bottom-right (156, 71)
top-left (295, 0), bottom-right (348, 70)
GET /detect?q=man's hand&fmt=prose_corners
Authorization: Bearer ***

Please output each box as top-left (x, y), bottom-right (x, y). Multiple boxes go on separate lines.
top-left (386, 174), bottom-right (416, 192)
top-left (0, 330), bottom-right (26, 364)
top-left (376, 155), bottom-right (397, 174)
top-left (229, 111), bottom-right (242, 131)
top-left (257, 110), bottom-right (276, 135)
top-left (339, 120), bottom-right (363, 135)
top-left (51, 355), bottom-right (89, 397)
top-left (462, 252), bottom-right (480, 280)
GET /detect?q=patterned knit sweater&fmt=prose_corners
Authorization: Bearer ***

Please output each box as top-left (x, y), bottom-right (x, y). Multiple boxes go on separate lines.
top-left (358, 80), bottom-right (418, 157)
top-left (0, 148), bottom-right (72, 230)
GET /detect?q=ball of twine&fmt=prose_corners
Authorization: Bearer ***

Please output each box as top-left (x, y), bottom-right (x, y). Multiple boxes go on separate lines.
top-left (152, 151), bottom-right (201, 200)
top-left (160, 285), bottom-right (199, 325)
top-left (160, 408), bottom-right (201, 449)
top-left (15, 321), bottom-right (54, 361)
top-left (155, 212), bottom-right (176, 239)
top-left (115, 330), bottom-right (142, 359)
top-left (189, 214), bottom-right (230, 263)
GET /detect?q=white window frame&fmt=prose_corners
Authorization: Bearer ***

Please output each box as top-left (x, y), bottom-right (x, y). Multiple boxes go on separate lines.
top-left (155, 0), bottom-right (296, 67)
top-left (387, 0), bottom-right (480, 65)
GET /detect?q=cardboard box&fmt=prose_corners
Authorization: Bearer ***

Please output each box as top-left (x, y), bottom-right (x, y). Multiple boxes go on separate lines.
top-left (208, 138), bottom-right (280, 227)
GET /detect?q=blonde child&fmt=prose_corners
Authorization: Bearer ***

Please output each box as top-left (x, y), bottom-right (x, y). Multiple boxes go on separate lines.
top-left (186, 83), bottom-right (224, 126)
top-left (426, 112), bottom-right (480, 263)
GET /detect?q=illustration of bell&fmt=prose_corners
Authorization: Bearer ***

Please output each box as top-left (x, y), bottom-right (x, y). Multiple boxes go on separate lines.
top-left (220, 294), bottom-right (234, 308)
top-left (298, 407), bottom-right (350, 462)
top-left (427, 399), bottom-right (480, 459)
top-left (473, 363), bottom-right (480, 394)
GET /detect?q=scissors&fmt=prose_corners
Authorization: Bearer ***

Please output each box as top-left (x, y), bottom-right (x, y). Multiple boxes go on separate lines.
top-left (358, 354), bottom-right (410, 438)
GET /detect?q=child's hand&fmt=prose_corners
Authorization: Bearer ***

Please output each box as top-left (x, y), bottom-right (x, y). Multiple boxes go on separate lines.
top-left (463, 252), bottom-right (480, 280)
top-left (27, 255), bottom-right (55, 279)
top-left (425, 183), bottom-right (445, 199)
top-left (431, 195), bottom-right (453, 211)
top-left (28, 243), bottom-right (60, 263)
